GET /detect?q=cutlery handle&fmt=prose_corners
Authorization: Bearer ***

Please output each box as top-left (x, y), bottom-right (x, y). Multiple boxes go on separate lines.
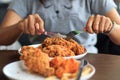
top-left (76, 59), bottom-right (85, 80)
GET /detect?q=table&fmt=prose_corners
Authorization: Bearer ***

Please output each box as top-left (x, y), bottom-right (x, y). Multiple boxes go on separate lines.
top-left (0, 50), bottom-right (120, 80)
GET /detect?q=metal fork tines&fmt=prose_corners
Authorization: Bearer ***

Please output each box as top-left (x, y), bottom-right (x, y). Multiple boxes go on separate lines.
top-left (66, 30), bottom-right (83, 40)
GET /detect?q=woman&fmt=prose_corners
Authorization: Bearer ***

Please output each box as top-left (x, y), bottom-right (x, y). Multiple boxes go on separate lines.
top-left (0, 0), bottom-right (120, 53)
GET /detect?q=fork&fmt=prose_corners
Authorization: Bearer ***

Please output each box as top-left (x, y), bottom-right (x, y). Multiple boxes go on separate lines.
top-left (44, 30), bottom-right (83, 39)
top-left (65, 30), bottom-right (83, 40)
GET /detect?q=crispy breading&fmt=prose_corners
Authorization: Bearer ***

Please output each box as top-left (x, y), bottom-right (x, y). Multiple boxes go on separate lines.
top-left (68, 39), bottom-right (86, 55)
top-left (20, 46), bottom-right (55, 77)
top-left (40, 37), bottom-right (85, 55)
top-left (41, 37), bottom-right (74, 49)
top-left (42, 45), bottom-right (75, 57)
top-left (50, 57), bottom-right (79, 78)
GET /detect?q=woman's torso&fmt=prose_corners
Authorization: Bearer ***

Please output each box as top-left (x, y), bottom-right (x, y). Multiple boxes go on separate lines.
top-left (8, 0), bottom-right (117, 53)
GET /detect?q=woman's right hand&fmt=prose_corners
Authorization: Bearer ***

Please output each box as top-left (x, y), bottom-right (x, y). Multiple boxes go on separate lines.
top-left (17, 14), bottom-right (44, 35)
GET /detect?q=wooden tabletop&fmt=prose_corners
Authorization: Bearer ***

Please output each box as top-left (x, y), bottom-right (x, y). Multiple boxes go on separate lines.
top-left (0, 50), bottom-right (120, 80)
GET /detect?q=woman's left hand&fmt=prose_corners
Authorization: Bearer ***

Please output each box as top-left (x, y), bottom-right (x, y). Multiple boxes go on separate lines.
top-left (84, 15), bottom-right (113, 34)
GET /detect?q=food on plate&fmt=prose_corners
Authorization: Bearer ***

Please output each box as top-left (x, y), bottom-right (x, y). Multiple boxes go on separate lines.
top-left (82, 65), bottom-right (93, 77)
top-left (45, 76), bottom-right (57, 80)
top-left (20, 50), bottom-right (93, 80)
top-left (20, 46), bottom-right (55, 77)
top-left (40, 37), bottom-right (85, 55)
top-left (50, 56), bottom-right (79, 78)
top-left (45, 64), bottom-right (93, 80)
top-left (20, 52), bottom-right (80, 79)
top-left (42, 45), bottom-right (75, 57)
top-left (20, 37), bottom-right (86, 58)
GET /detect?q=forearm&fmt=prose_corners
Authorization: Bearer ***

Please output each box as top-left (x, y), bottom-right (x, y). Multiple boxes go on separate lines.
top-left (0, 23), bottom-right (23, 45)
top-left (108, 23), bottom-right (120, 45)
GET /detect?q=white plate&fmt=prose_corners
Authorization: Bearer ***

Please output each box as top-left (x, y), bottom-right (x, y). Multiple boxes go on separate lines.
top-left (3, 61), bottom-right (95, 80)
top-left (18, 44), bottom-right (87, 60)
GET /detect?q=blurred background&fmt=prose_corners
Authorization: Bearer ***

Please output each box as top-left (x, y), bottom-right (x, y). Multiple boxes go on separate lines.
top-left (0, 0), bottom-right (120, 55)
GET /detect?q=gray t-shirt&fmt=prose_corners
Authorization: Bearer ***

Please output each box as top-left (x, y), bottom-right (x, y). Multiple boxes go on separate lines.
top-left (8, 0), bottom-right (117, 53)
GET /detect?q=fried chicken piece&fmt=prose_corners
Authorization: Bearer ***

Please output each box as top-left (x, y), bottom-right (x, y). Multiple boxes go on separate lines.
top-left (50, 57), bottom-right (65, 69)
top-left (50, 57), bottom-right (79, 78)
top-left (42, 45), bottom-right (75, 57)
top-left (68, 39), bottom-right (86, 55)
top-left (20, 46), bottom-right (55, 77)
top-left (40, 37), bottom-right (74, 49)
top-left (39, 37), bottom-right (86, 55)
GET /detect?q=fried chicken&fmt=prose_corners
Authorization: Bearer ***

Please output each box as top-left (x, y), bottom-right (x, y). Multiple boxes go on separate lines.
top-left (20, 46), bottom-right (55, 77)
top-left (42, 45), bottom-right (75, 57)
top-left (40, 37), bottom-right (74, 49)
top-left (50, 56), bottom-right (80, 78)
top-left (68, 39), bottom-right (86, 55)
top-left (39, 37), bottom-right (86, 57)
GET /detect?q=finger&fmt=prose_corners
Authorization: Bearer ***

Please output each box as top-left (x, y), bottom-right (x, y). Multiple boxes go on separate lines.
top-left (92, 15), bottom-right (101, 33)
top-left (104, 18), bottom-right (112, 33)
top-left (34, 14), bottom-right (45, 33)
top-left (85, 15), bottom-right (94, 33)
top-left (35, 23), bottom-right (42, 35)
top-left (28, 15), bottom-right (35, 35)
top-left (24, 19), bottom-right (30, 34)
top-left (99, 16), bottom-right (106, 33)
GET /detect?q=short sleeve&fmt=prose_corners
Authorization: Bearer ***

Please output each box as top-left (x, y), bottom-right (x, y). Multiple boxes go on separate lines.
top-left (8, 0), bottom-right (29, 18)
top-left (91, 0), bottom-right (117, 15)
